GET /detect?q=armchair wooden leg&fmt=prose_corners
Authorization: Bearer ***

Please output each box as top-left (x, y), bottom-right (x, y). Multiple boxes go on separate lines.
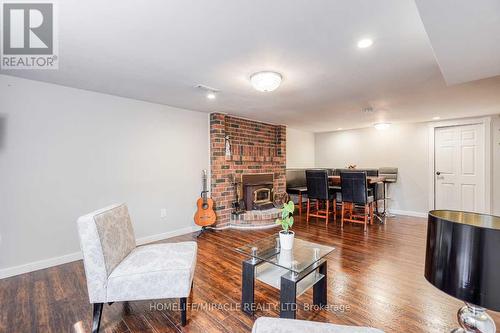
top-left (306, 199), bottom-right (310, 223)
top-left (92, 303), bottom-right (103, 333)
top-left (180, 297), bottom-right (187, 326)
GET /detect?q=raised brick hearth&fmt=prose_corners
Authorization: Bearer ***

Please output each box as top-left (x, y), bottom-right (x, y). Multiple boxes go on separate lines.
top-left (210, 113), bottom-right (286, 227)
top-left (230, 208), bottom-right (281, 229)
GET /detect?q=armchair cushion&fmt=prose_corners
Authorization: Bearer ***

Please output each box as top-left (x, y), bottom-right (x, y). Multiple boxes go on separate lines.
top-left (252, 317), bottom-right (384, 333)
top-left (94, 204), bottom-right (136, 275)
top-left (106, 242), bottom-right (197, 302)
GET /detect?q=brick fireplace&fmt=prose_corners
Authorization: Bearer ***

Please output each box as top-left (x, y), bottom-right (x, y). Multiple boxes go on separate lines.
top-left (210, 113), bottom-right (286, 227)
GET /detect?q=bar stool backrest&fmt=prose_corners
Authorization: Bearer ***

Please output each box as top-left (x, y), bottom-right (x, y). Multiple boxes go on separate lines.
top-left (305, 169), bottom-right (330, 200)
top-left (341, 171), bottom-right (368, 205)
top-left (378, 167), bottom-right (398, 183)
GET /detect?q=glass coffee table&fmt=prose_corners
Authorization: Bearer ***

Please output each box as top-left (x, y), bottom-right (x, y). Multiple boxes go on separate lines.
top-left (236, 234), bottom-right (335, 319)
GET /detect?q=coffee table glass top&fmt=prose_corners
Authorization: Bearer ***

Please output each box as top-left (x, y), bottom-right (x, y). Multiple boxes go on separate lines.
top-left (236, 234), bottom-right (335, 274)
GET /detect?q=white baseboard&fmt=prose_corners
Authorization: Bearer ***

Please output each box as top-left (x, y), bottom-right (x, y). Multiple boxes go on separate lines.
top-left (0, 251), bottom-right (83, 280)
top-left (0, 225), bottom-right (200, 280)
top-left (388, 209), bottom-right (427, 218)
top-left (136, 226), bottom-right (200, 245)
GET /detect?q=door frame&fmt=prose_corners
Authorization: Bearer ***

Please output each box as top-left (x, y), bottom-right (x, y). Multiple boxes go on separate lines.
top-left (428, 117), bottom-right (491, 213)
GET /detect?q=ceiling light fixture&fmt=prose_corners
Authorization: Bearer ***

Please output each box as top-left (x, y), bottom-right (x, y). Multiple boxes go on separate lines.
top-left (196, 84), bottom-right (219, 100)
top-left (374, 122), bottom-right (391, 130)
top-left (357, 38), bottom-right (373, 49)
top-left (337, 127), bottom-right (343, 131)
top-left (250, 71), bottom-right (282, 92)
top-left (433, 116), bottom-right (441, 120)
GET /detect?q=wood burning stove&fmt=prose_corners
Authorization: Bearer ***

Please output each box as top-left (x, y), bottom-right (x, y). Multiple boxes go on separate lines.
top-left (241, 173), bottom-right (274, 211)
top-left (254, 188), bottom-right (271, 204)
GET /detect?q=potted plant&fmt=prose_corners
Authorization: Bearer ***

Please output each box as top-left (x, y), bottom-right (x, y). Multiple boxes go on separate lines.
top-left (276, 201), bottom-right (295, 250)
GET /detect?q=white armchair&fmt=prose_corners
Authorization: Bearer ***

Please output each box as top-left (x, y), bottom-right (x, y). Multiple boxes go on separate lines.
top-left (77, 203), bottom-right (197, 332)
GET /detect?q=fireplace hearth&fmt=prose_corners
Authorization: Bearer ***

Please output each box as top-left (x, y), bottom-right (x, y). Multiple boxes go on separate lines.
top-left (242, 173), bottom-right (274, 211)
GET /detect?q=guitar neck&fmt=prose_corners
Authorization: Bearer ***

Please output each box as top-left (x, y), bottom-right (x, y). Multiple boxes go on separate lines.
top-left (202, 170), bottom-right (208, 202)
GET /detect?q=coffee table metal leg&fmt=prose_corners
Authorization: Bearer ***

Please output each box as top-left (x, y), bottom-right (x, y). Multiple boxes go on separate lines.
top-left (242, 259), bottom-right (256, 315)
top-left (313, 261), bottom-right (327, 306)
top-left (280, 276), bottom-right (297, 319)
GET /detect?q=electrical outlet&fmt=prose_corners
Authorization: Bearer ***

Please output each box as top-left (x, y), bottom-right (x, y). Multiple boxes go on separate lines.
top-left (160, 208), bottom-right (167, 218)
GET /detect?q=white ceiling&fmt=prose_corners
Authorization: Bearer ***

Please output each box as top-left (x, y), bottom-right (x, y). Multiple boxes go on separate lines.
top-left (415, 0), bottom-right (500, 85)
top-left (2, 0), bottom-right (500, 132)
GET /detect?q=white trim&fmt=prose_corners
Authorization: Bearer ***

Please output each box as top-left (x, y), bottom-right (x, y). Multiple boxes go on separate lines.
top-left (0, 226), bottom-right (200, 280)
top-left (388, 209), bottom-right (427, 218)
top-left (135, 226), bottom-right (200, 245)
top-left (0, 251), bottom-right (83, 280)
top-left (427, 116), bottom-right (492, 213)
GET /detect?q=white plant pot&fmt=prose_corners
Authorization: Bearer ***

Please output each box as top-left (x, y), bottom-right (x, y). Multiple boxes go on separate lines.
top-left (279, 230), bottom-right (295, 250)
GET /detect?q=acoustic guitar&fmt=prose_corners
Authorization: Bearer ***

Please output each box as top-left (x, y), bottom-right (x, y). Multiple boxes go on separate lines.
top-left (194, 170), bottom-right (216, 227)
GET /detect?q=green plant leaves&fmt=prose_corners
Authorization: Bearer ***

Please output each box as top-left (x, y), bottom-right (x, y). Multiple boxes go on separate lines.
top-left (276, 201), bottom-right (295, 233)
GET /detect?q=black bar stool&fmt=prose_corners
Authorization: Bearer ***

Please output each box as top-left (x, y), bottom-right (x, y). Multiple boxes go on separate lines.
top-left (340, 171), bottom-right (375, 232)
top-left (305, 169), bottom-right (336, 224)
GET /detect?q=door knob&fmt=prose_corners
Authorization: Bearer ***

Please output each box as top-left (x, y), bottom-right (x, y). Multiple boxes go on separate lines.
top-left (436, 171), bottom-right (441, 176)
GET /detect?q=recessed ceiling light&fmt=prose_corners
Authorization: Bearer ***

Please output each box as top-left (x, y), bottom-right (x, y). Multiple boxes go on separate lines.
top-left (374, 122), bottom-right (391, 130)
top-left (337, 128), bottom-right (343, 131)
top-left (432, 116), bottom-right (441, 120)
top-left (250, 71), bottom-right (282, 92)
top-left (196, 84), bottom-right (219, 100)
top-left (357, 38), bottom-right (373, 49)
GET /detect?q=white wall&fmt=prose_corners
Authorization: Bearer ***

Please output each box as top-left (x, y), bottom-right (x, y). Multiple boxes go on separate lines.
top-left (315, 123), bottom-right (430, 215)
top-left (0, 75), bottom-right (209, 277)
top-left (286, 128), bottom-right (315, 168)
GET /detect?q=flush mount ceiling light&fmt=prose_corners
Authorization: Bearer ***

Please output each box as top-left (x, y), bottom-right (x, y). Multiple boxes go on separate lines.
top-left (357, 38), bottom-right (373, 49)
top-left (433, 116), bottom-right (441, 120)
top-left (374, 122), bottom-right (391, 130)
top-left (206, 92), bottom-right (216, 100)
top-left (250, 71), bottom-right (282, 92)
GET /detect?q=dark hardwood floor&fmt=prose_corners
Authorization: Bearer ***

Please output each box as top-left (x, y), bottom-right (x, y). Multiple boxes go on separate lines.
top-left (1, 214), bottom-right (499, 333)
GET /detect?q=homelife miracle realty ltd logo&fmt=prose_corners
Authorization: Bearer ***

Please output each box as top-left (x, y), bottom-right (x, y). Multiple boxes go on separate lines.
top-left (1, 1), bottom-right (58, 69)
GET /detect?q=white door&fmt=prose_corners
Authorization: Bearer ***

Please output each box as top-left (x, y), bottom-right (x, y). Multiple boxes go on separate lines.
top-left (434, 124), bottom-right (485, 212)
